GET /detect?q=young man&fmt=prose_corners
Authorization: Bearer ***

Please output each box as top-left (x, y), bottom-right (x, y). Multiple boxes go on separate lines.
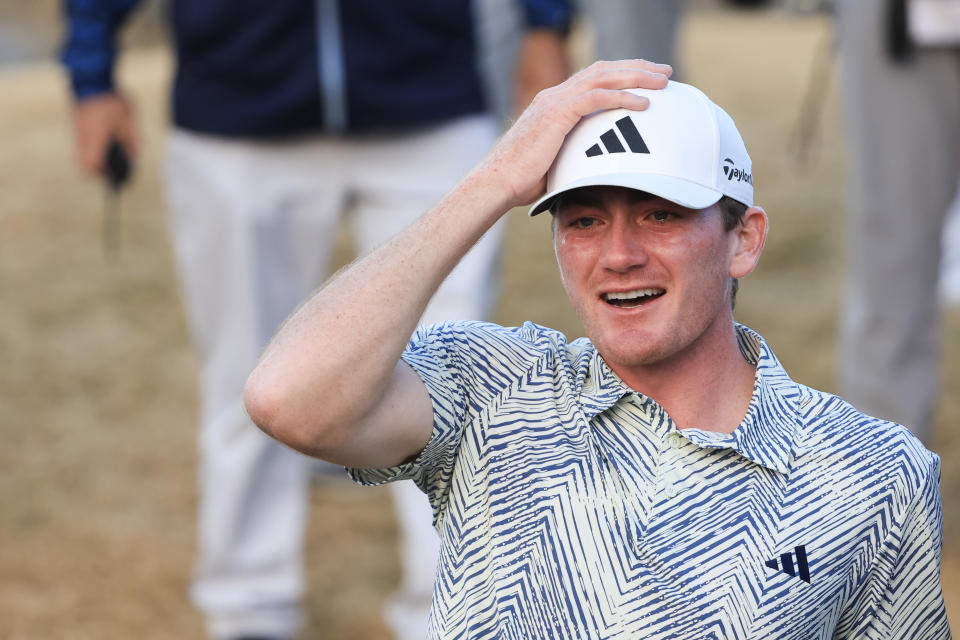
top-left (245, 61), bottom-right (949, 638)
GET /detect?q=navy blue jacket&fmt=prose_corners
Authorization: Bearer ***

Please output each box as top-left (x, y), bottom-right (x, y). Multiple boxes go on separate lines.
top-left (61, 0), bottom-right (571, 137)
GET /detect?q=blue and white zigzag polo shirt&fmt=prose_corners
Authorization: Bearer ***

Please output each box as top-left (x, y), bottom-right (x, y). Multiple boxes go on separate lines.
top-left (351, 321), bottom-right (948, 639)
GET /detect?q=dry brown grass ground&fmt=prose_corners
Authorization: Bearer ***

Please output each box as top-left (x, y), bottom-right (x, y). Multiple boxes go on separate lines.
top-left (1, 8), bottom-right (957, 639)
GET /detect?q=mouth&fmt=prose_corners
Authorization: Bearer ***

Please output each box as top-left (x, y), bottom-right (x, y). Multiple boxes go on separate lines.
top-left (602, 287), bottom-right (666, 309)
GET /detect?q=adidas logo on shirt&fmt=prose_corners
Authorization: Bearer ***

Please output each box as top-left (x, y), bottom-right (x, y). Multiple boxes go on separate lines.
top-left (766, 545), bottom-right (811, 584)
top-left (585, 116), bottom-right (650, 157)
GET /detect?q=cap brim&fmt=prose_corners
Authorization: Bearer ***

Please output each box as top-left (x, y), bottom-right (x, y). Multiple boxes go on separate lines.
top-left (528, 173), bottom-right (723, 216)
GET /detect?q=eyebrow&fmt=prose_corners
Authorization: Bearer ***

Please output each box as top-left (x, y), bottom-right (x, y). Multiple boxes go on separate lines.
top-left (554, 188), bottom-right (656, 213)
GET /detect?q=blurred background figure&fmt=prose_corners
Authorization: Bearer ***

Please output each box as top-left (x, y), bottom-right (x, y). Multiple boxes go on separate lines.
top-left (59, 1), bottom-right (572, 639)
top-left (577, 0), bottom-right (681, 72)
top-left (834, 0), bottom-right (960, 442)
top-left (480, 0), bottom-right (682, 120)
top-left (941, 186), bottom-right (960, 305)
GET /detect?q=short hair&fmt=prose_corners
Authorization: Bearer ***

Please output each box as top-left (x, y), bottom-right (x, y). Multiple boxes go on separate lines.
top-left (717, 196), bottom-right (748, 309)
top-left (717, 195), bottom-right (747, 232)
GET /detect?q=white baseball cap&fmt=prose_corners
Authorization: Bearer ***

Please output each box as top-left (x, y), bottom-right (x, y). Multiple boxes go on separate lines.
top-left (529, 80), bottom-right (753, 216)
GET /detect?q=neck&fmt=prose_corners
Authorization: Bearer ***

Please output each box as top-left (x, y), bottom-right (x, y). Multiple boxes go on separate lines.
top-left (607, 321), bottom-right (756, 434)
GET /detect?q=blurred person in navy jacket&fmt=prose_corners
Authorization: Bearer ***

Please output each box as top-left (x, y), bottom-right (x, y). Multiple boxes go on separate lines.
top-left (61, 1), bottom-right (572, 639)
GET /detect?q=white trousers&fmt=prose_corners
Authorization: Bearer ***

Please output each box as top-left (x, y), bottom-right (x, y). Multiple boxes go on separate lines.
top-left (164, 115), bottom-right (502, 639)
top-left (939, 184), bottom-right (960, 303)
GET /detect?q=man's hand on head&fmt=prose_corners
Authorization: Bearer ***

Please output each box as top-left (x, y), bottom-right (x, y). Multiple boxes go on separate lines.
top-left (476, 59), bottom-right (672, 211)
top-left (245, 61), bottom-right (669, 470)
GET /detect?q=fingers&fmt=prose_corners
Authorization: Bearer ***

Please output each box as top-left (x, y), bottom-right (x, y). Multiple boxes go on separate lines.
top-left (527, 59), bottom-right (671, 122)
top-left (569, 87), bottom-right (652, 117)
top-left (475, 59), bottom-right (673, 209)
top-left (115, 114), bottom-right (140, 166)
top-left (600, 58), bottom-right (673, 77)
top-left (74, 112), bottom-right (107, 175)
top-left (566, 59), bottom-right (672, 94)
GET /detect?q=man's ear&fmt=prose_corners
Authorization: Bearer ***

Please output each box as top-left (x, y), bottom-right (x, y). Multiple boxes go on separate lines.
top-left (729, 206), bottom-right (768, 279)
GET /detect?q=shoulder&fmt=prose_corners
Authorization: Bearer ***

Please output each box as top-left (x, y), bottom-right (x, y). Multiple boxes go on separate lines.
top-left (409, 320), bottom-right (571, 361)
top-left (405, 320), bottom-right (578, 392)
top-left (795, 384), bottom-right (939, 503)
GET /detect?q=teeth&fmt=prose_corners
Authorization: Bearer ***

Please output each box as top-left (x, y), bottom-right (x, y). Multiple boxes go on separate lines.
top-left (604, 288), bottom-right (664, 301)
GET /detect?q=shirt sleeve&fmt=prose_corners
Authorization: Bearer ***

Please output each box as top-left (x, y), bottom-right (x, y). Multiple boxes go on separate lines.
top-left (837, 452), bottom-right (951, 639)
top-left (518, 0), bottom-right (573, 35)
top-left (59, 0), bottom-right (143, 99)
top-left (347, 322), bottom-right (490, 523)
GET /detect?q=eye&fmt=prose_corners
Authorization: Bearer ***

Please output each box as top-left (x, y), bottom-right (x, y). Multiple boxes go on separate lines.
top-left (569, 216), bottom-right (598, 230)
top-left (650, 210), bottom-right (673, 223)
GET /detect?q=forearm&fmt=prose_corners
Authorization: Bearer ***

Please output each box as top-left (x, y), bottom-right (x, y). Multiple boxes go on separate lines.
top-left (60, 0), bottom-right (142, 99)
top-left (513, 0), bottom-right (573, 114)
top-left (244, 166), bottom-right (512, 456)
top-left (513, 29), bottom-right (571, 115)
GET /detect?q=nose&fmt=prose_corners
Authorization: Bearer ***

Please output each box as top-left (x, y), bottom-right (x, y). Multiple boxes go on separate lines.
top-left (598, 220), bottom-right (648, 273)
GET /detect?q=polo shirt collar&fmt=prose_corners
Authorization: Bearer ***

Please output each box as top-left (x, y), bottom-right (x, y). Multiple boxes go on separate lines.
top-left (573, 324), bottom-right (800, 475)
top-left (571, 340), bottom-right (632, 419)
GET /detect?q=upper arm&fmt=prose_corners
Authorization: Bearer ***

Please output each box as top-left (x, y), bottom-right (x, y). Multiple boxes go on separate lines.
top-left (836, 454), bottom-right (949, 639)
top-left (318, 359), bottom-right (435, 469)
top-left (873, 456), bottom-right (949, 638)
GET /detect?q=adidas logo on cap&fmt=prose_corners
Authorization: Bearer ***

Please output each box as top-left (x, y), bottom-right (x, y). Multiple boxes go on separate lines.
top-left (585, 116), bottom-right (650, 157)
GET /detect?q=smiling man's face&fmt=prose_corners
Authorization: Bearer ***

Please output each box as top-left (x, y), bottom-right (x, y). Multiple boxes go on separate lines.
top-left (553, 186), bottom-right (745, 375)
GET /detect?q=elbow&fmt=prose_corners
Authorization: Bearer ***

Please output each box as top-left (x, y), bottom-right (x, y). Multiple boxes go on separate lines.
top-left (243, 371), bottom-right (285, 441)
top-left (243, 371), bottom-right (323, 454)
